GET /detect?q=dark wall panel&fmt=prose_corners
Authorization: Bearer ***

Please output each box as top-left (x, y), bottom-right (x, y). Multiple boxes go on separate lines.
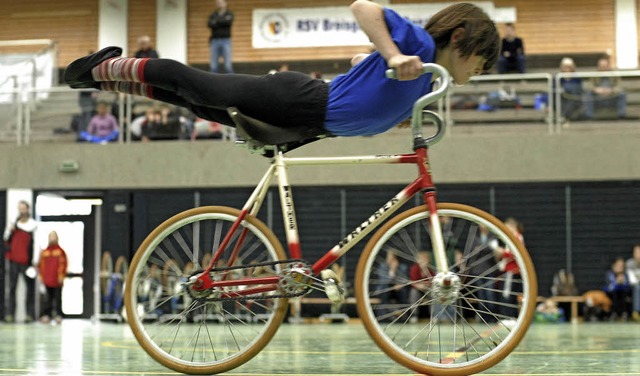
top-left (132, 191), bottom-right (196, 251)
top-left (102, 191), bottom-right (132, 260)
top-left (571, 182), bottom-right (640, 293)
top-left (494, 184), bottom-right (567, 296)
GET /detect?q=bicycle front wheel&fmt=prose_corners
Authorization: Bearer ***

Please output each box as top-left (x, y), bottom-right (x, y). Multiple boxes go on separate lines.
top-left (125, 206), bottom-right (288, 375)
top-left (356, 203), bottom-right (537, 376)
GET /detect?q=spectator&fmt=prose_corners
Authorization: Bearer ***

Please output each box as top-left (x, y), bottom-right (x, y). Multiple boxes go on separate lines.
top-left (558, 57), bottom-right (584, 121)
top-left (534, 298), bottom-right (565, 323)
top-left (134, 35), bottom-right (159, 59)
top-left (3, 200), bottom-right (37, 323)
top-left (604, 257), bottom-right (631, 321)
top-left (38, 231), bottom-right (67, 324)
top-left (377, 250), bottom-right (409, 319)
top-left (191, 117), bottom-right (224, 140)
top-left (141, 105), bottom-right (182, 141)
top-left (497, 23), bottom-right (525, 74)
top-left (625, 245), bottom-right (640, 321)
top-left (77, 89), bottom-right (98, 133)
top-left (81, 101), bottom-right (119, 143)
top-left (494, 217), bottom-right (523, 320)
top-left (463, 225), bottom-right (498, 323)
top-left (408, 251), bottom-right (435, 321)
top-left (208, 0), bottom-right (234, 73)
top-left (585, 56), bottom-right (627, 119)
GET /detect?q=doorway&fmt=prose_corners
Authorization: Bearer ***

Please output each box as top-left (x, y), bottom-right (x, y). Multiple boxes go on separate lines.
top-left (35, 194), bottom-right (102, 319)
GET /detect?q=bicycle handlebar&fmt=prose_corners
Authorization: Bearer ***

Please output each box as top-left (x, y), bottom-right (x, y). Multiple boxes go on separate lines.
top-left (385, 63), bottom-right (450, 147)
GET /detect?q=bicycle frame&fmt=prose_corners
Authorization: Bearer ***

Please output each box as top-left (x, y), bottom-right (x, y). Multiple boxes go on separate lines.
top-left (192, 63), bottom-right (451, 296)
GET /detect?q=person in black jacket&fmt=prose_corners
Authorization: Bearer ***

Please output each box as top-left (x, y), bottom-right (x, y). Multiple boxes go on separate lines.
top-left (497, 23), bottom-right (525, 74)
top-left (134, 35), bottom-right (159, 59)
top-left (208, 0), bottom-right (234, 73)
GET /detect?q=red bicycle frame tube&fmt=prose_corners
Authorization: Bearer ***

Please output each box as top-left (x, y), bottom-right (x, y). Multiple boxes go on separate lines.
top-left (192, 146), bottom-right (439, 295)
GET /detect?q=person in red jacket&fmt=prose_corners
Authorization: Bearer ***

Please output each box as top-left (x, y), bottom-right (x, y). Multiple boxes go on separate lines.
top-left (38, 231), bottom-right (67, 324)
top-left (3, 200), bottom-right (37, 322)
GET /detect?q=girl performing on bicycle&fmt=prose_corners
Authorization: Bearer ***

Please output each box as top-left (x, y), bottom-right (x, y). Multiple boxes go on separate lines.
top-left (64, 1), bottom-right (499, 138)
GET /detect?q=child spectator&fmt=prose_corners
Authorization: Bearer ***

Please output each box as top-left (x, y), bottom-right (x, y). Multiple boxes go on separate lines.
top-left (38, 231), bottom-right (67, 324)
top-left (494, 217), bottom-right (524, 319)
top-left (408, 251), bottom-right (435, 321)
top-left (81, 101), bottom-right (119, 143)
top-left (604, 257), bottom-right (631, 321)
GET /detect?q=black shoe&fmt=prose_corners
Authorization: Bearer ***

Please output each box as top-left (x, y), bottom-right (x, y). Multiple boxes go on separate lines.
top-left (64, 46), bottom-right (123, 88)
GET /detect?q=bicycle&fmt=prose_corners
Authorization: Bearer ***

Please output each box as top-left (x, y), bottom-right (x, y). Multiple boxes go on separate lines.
top-left (124, 64), bottom-right (537, 376)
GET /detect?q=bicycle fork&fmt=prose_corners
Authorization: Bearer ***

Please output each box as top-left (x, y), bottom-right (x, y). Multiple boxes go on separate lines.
top-left (417, 147), bottom-right (461, 305)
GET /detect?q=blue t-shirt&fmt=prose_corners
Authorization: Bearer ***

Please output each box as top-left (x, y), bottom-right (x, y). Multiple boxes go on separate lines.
top-left (324, 8), bottom-right (436, 137)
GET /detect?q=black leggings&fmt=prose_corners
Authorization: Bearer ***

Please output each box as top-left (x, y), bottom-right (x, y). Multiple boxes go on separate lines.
top-left (142, 59), bottom-right (329, 130)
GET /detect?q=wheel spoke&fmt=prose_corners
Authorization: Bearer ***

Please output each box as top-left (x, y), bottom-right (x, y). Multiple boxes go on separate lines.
top-left (126, 207), bottom-right (287, 374)
top-left (357, 204), bottom-right (536, 375)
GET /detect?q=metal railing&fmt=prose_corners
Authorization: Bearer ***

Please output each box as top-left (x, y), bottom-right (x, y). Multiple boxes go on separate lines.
top-left (1, 69), bottom-right (640, 145)
top-left (0, 39), bottom-right (58, 144)
top-left (447, 72), bottom-right (555, 134)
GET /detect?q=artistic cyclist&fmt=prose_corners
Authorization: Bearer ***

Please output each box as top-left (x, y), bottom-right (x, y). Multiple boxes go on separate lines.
top-left (64, 1), bottom-right (499, 138)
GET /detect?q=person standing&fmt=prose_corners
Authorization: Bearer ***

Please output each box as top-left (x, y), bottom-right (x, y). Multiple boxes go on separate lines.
top-left (3, 200), bottom-right (37, 322)
top-left (38, 231), bottom-right (67, 324)
top-left (208, 0), bottom-right (234, 73)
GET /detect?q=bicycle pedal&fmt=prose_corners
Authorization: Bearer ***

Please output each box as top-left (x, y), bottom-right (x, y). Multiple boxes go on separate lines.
top-left (321, 269), bottom-right (345, 304)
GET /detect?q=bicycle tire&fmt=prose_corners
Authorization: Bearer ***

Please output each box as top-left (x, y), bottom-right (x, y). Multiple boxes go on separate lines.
top-left (125, 206), bottom-right (288, 375)
top-left (355, 203), bottom-right (537, 376)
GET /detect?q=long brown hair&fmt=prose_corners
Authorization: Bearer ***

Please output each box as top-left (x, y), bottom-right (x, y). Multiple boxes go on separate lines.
top-left (425, 3), bottom-right (499, 71)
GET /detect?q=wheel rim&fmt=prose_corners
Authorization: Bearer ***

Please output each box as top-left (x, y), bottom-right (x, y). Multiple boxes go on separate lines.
top-left (125, 208), bottom-right (287, 374)
top-left (357, 204), bottom-right (537, 375)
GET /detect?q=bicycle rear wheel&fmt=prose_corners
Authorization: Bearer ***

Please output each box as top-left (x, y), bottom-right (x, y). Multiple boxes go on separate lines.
top-left (356, 203), bottom-right (537, 376)
top-left (125, 206), bottom-right (287, 375)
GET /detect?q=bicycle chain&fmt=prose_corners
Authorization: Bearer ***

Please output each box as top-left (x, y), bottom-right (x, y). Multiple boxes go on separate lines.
top-left (185, 258), bottom-right (312, 302)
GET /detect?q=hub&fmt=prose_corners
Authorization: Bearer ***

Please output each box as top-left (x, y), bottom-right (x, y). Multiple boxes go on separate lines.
top-left (431, 272), bottom-right (462, 305)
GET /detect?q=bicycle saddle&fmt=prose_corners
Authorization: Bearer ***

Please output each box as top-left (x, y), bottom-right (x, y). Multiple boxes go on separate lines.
top-left (227, 107), bottom-right (330, 157)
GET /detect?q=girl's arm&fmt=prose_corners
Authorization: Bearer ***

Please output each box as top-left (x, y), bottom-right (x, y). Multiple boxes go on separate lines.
top-left (350, 0), bottom-right (423, 80)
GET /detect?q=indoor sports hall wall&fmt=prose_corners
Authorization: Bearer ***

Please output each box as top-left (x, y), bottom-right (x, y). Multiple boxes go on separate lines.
top-left (96, 180), bottom-right (640, 304)
top-left (0, 0), bottom-right (631, 67)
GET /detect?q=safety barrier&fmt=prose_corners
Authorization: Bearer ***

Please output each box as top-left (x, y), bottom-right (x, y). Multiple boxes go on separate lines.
top-left (1, 69), bottom-right (640, 145)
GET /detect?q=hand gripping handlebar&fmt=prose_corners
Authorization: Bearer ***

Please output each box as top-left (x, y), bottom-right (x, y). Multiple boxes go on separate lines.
top-left (385, 63), bottom-right (450, 148)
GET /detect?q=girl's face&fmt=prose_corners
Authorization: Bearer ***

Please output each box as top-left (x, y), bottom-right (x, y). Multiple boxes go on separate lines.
top-left (450, 52), bottom-right (485, 85)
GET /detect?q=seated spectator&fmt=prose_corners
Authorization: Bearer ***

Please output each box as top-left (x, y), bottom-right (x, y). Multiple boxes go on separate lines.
top-left (497, 23), bottom-right (525, 74)
top-left (582, 290), bottom-right (612, 321)
top-left (534, 299), bottom-right (565, 323)
top-left (141, 105), bottom-right (182, 141)
top-left (191, 117), bottom-right (224, 140)
top-left (80, 101), bottom-right (119, 143)
top-left (408, 251), bottom-right (435, 321)
top-left (377, 250), bottom-right (409, 319)
top-left (625, 245), bottom-right (640, 321)
top-left (134, 35), bottom-right (159, 58)
top-left (584, 56), bottom-right (626, 119)
top-left (557, 57), bottom-right (584, 121)
top-left (604, 257), bottom-right (631, 321)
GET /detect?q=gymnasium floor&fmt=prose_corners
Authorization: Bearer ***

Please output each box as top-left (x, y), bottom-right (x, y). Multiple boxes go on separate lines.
top-left (0, 319), bottom-right (639, 375)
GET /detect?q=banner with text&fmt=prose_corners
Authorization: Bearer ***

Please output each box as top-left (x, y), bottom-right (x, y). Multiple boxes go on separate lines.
top-left (252, 2), bottom-right (495, 48)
